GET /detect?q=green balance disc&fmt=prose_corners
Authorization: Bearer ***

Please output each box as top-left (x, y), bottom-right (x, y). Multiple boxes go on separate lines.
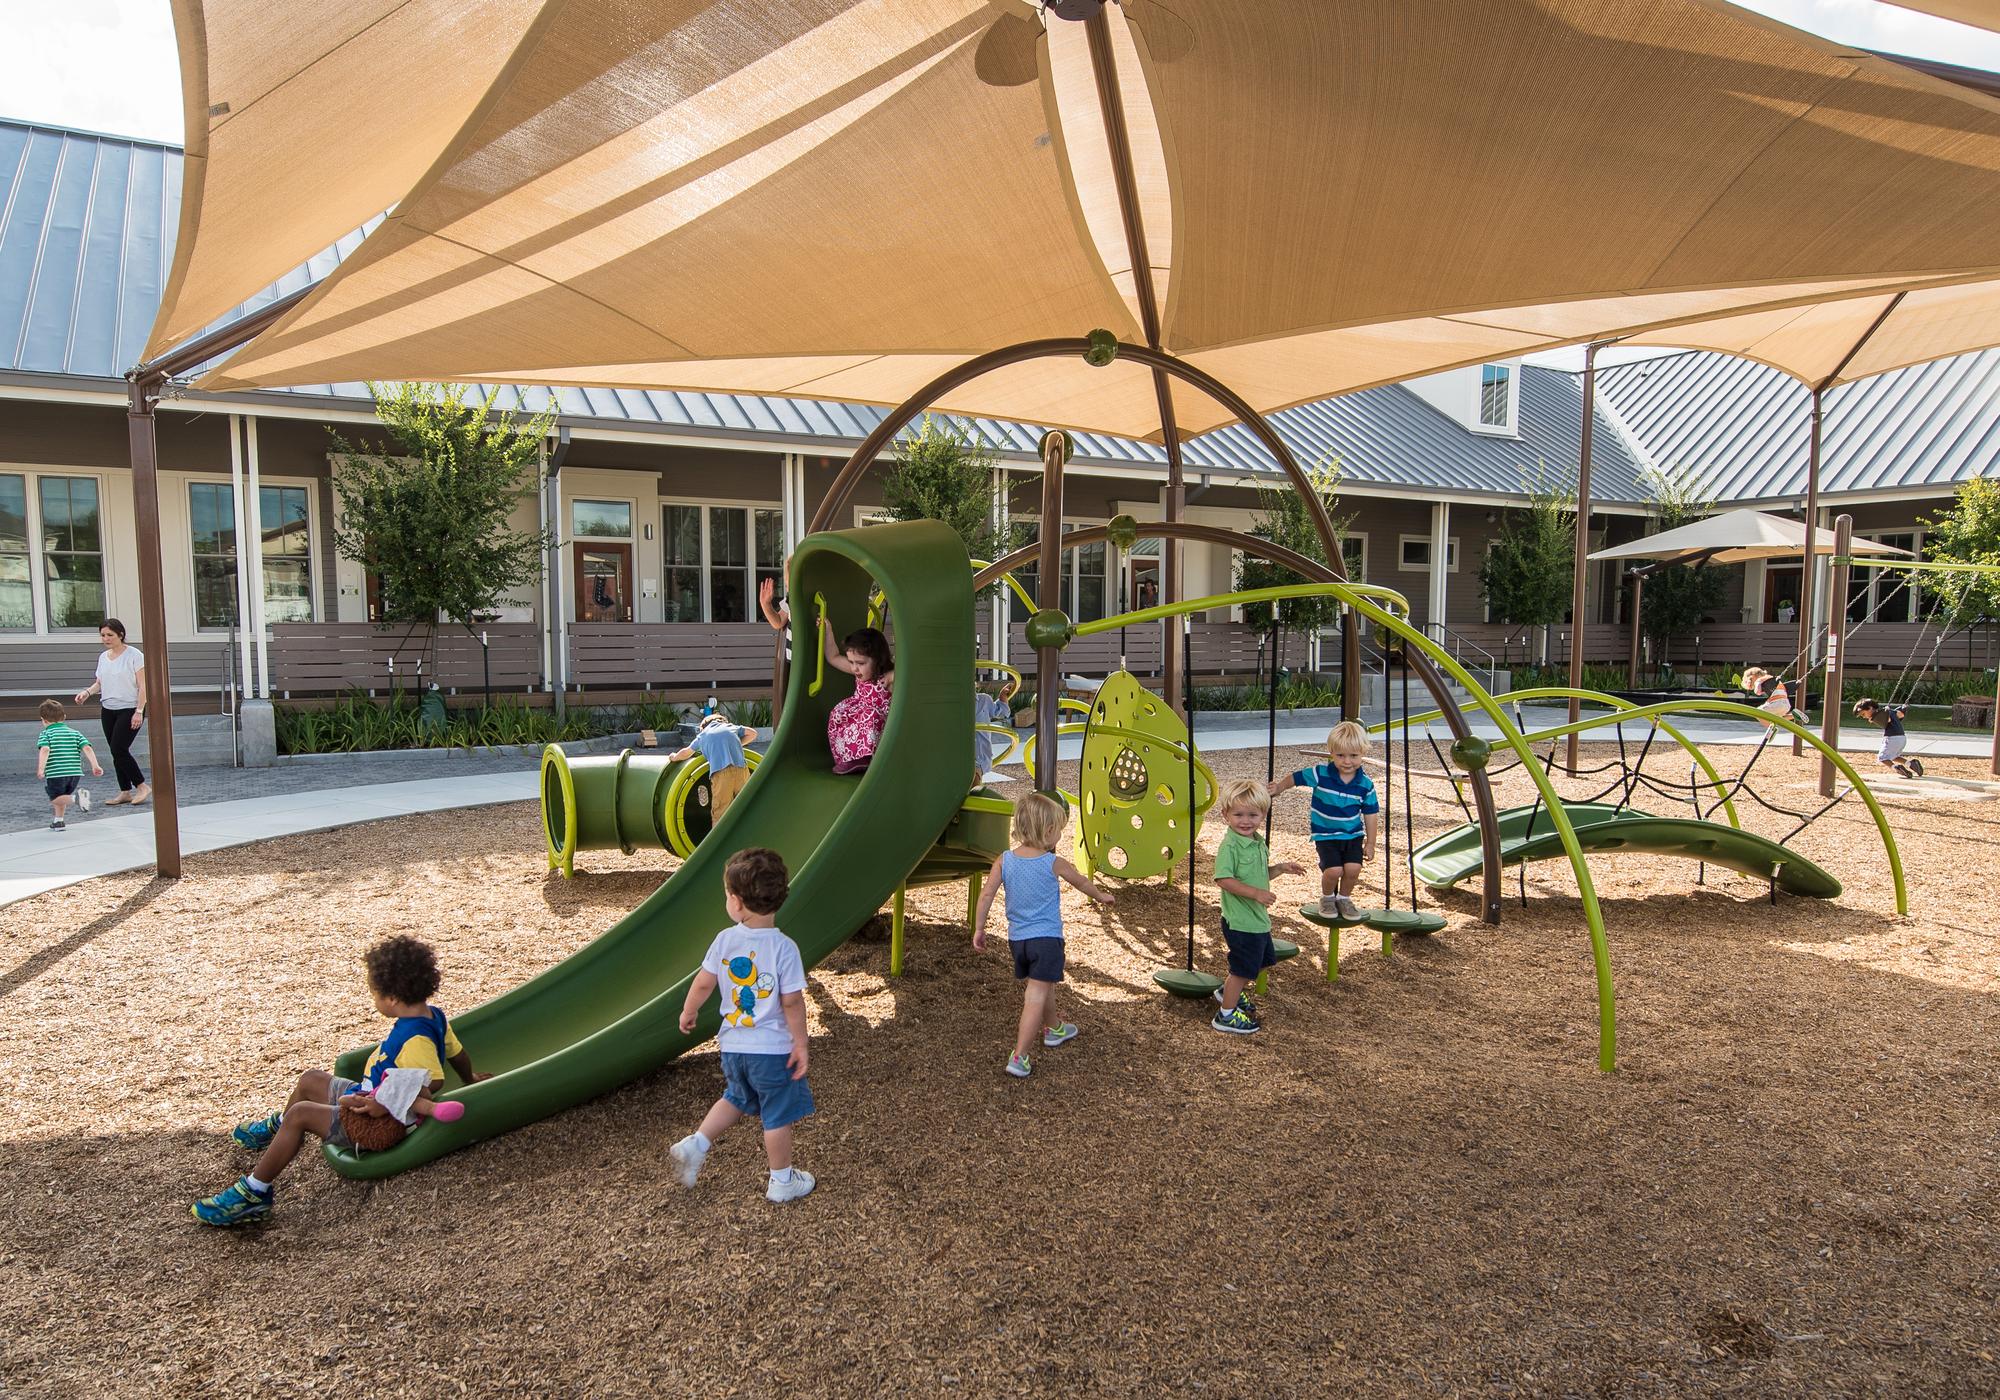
top-left (1362, 909), bottom-right (1447, 935)
top-left (1154, 968), bottom-right (1225, 999)
top-left (1272, 938), bottom-right (1300, 961)
top-left (1296, 905), bottom-right (1374, 929)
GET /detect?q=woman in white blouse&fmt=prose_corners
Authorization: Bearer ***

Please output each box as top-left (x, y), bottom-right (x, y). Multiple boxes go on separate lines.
top-left (74, 618), bottom-right (150, 805)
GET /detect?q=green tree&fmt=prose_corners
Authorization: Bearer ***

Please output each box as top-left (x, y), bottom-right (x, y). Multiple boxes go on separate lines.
top-left (1479, 467), bottom-right (1575, 658)
top-left (1234, 459), bottom-right (1349, 677)
top-left (328, 382), bottom-right (555, 668)
top-left (1921, 477), bottom-right (2000, 622)
top-left (880, 415), bottom-right (1011, 563)
top-left (1636, 463), bottom-right (1727, 658)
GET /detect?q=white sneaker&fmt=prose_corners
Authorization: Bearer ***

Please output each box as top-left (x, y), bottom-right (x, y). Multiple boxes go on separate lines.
top-left (667, 1135), bottom-right (706, 1188)
top-left (1318, 894), bottom-right (1342, 917)
top-left (1335, 895), bottom-right (1361, 920)
top-left (75, 788), bottom-right (90, 813)
top-left (1041, 1022), bottom-right (1079, 1049)
top-left (766, 1168), bottom-right (816, 1203)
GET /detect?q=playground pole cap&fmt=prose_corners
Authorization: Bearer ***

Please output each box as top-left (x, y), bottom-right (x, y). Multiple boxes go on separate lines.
top-left (1106, 513), bottom-right (1140, 551)
top-left (1083, 328), bottom-right (1120, 366)
top-left (1025, 607), bottom-right (1075, 651)
top-left (1448, 735), bottom-right (1492, 772)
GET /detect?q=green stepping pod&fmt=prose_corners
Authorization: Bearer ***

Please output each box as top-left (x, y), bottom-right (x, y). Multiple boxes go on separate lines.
top-left (1074, 671), bottom-right (1216, 881)
top-left (324, 521), bottom-right (976, 1178)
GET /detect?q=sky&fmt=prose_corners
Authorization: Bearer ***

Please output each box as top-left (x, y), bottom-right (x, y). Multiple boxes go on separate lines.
top-left (2, 1), bottom-right (1996, 369)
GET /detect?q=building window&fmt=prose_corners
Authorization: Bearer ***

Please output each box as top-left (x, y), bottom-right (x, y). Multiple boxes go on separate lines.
top-left (1478, 365), bottom-right (1512, 428)
top-left (661, 502), bottom-right (787, 622)
top-left (1340, 535), bottom-right (1367, 582)
top-left (0, 474), bottom-right (29, 630)
top-left (1847, 531), bottom-right (1924, 624)
top-left (571, 499), bottom-right (632, 540)
top-left (188, 483), bottom-right (316, 627)
top-left (190, 482), bottom-right (239, 629)
top-left (1011, 520), bottom-right (1108, 623)
top-left (38, 476), bottom-right (105, 629)
top-left (1399, 534), bottom-right (1459, 572)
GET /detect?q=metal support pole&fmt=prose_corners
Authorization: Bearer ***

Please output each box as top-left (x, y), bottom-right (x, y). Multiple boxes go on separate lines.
top-left (1819, 514), bottom-right (1853, 798)
top-left (1567, 342), bottom-right (1599, 774)
top-left (125, 377), bottom-right (182, 878)
top-left (246, 417), bottom-right (269, 698)
top-left (1794, 387), bottom-right (1823, 756)
top-left (1626, 571), bottom-right (1645, 687)
top-left (888, 884), bottom-right (907, 977)
top-left (227, 415), bottom-right (255, 692)
top-left (1034, 431), bottom-right (1069, 796)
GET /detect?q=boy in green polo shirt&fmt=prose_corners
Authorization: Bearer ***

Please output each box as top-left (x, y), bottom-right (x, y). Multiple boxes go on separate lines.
top-left (1210, 778), bottom-right (1305, 1035)
top-left (35, 699), bottom-right (102, 831)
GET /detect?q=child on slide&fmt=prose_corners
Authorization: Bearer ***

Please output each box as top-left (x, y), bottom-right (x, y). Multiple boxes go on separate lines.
top-left (1853, 697), bottom-right (1923, 779)
top-left (1269, 720), bottom-right (1379, 920)
top-left (823, 621), bottom-right (894, 773)
top-left (669, 848), bottom-right (816, 1203)
top-left (972, 792), bottom-right (1116, 1079)
top-left (193, 936), bottom-right (488, 1226)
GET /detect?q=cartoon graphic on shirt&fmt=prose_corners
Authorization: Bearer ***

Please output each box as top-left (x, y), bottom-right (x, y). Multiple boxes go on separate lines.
top-left (723, 953), bottom-right (776, 1028)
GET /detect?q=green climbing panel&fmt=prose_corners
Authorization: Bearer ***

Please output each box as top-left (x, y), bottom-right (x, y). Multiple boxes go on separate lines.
top-left (1076, 672), bottom-right (1216, 880)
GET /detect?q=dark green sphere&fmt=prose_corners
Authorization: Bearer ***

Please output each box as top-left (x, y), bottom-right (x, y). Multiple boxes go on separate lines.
top-left (1025, 608), bottom-right (1075, 651)
top-left (1083, 328), bottom-right (1119, 367)
top-left (1106, 513), bottom-right (1140, 551)
top-left (1448, 735), bottom-right (1492, 772)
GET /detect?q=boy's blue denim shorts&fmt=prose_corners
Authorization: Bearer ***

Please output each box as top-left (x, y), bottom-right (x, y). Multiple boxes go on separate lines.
top-left (1222, 921), bottom-right (1278, 980)
top-left (1316, 837), bottom-right (1365, 870)
top-left (721, 1051), bottom-right (815, 1130)
top-left (1010, 936), bottom-right (1066, 983)
top-left (44, 776), bottom-right (80, 799)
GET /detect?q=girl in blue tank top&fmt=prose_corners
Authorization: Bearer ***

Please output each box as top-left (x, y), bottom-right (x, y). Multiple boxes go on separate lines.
top-left (972, 792), bottom-right (1116, 1079)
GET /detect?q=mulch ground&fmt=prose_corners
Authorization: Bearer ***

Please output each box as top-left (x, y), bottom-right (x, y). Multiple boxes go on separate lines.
top-left (1, 740), bottom-right (1995, 1397)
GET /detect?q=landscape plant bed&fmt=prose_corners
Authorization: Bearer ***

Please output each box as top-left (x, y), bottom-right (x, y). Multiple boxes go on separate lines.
top-left (0, 743), bottom-right (1993, 1395)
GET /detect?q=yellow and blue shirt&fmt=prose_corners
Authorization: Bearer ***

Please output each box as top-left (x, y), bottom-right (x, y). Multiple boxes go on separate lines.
top-left (360, 1006), bottom-right (462, 1090)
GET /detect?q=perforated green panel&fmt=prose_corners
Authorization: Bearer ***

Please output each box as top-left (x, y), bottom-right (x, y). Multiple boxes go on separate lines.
top-left (1075, 671), bottom-right (1216, 880)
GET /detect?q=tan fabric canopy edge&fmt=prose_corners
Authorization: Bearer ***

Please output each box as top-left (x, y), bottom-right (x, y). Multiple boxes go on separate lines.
top-left (1589, 508), bottom-right (1915, 566)
top-left (185, 1), bottom-right (2000, 442)
top-left (144, 0), bottom-right (549, 361)
top-left (1883, 2), bottom-right (2000, 33)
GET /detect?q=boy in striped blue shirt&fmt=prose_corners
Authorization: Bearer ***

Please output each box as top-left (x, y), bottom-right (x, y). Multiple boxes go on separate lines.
top-left (35, 700), bottom-right (101, 831)
top-left (1269, 720), bottom-right (1379, 919)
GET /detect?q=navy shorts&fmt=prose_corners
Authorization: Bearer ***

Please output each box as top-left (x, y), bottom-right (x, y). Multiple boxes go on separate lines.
top-left (45, 776), bottom-right (80, 799)
top-left (1316, 837), bottom-right (1365, 870)
top-left (721, 1051), bottom-right (815, 1130)
top-left (1222, 921), bottom-right (1277, 980)
top-left (1011, 936), bottom-right (1066, 983)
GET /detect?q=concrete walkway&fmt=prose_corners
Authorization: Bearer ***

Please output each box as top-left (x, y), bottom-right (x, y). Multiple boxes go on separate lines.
top-left (4, 711), bottom-right (1991, 911)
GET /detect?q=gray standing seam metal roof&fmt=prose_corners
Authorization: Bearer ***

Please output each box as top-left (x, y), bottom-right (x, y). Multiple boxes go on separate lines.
top-left (0, 117), bottom-right (1702, 502)
top-left (1593, 347), bottom-right (2000, 505)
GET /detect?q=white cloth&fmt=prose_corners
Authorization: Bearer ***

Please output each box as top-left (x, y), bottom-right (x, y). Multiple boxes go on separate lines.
top-left (371, 1066), bottom-right (433, 1126)
top-left (701, 923), bottom-right (806, 1055)
top-left (95, 647), bottom-right (143, 709)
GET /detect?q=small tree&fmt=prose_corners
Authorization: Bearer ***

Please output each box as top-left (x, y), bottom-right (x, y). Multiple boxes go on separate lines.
top-left (1637, 463), bottom-right (1727, 663)
top-left (880, 415), bottom-right (1012, 563)
top-left (1479, 466), bottom-right (1575, 659)
top-left (328, 382), bottom-right (555, 671)
top-left (1922, 477), bottom-right (2000, 623)
top-left (1234, 458), bottom-right (1349, 680)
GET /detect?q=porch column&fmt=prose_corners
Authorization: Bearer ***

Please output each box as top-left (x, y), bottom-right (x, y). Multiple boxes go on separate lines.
top-left (1567, 340), bottom-right (1600, 774)
top-left (227, 416), bottom-right (255, 698)
top-left (246, 417), bottom-right (269, 698)
top-left (1427, 501), bottom-right (1450, 641)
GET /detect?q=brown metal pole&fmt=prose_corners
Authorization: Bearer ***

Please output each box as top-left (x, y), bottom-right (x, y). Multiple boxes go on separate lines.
top-left (126, 376), bottom-right (182, 878)
top-left (1990, 663), bottom-right (1999, 777)
top-left (1033, 431), bottom-right (1069, 798)
top-left (1626, 571), bottom-right (1645, 687)
top-left (1567, 342), bottom-right (1599, 774)
top-left (1819, 514), bottom-right (1853, 798)
top-left (1794, 387), bottom-right (1823, 756)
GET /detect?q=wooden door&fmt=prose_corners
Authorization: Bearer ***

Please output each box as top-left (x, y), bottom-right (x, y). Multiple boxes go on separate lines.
top-left (575, 544), bottom-right (633, 623)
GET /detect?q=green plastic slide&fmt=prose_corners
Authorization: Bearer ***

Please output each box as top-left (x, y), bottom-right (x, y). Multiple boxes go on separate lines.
top-left (326, 521), bottom-right (974, 1177)
top-left (1412, 801), bottom-right (1841, 900)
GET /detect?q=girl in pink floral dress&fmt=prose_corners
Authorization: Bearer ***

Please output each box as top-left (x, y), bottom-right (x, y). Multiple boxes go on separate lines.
top-left (823, 623), bottom-right (894, 773)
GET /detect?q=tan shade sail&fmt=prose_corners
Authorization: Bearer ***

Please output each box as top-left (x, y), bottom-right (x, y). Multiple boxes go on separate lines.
top-left (1884, 2), bottom-right (2000, 32)
top-left (1619, 274), bottom-right (2000, 387)
top-left (186, 1), bottom-right (2000, 441)
top-left (1589, 509), bottom-right (1915, 566)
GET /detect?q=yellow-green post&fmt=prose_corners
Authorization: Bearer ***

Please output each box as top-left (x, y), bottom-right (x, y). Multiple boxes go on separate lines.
top-left (966, 872), bottom-right (982, 928)
top-left (888, 884), bottom-right (907, 977)
top-left (1326, 924), bottom-right (1341, 982)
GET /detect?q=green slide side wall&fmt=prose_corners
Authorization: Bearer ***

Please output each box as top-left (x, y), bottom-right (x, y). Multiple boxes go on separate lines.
top-left (327, 521), bottom-right (973, 1177)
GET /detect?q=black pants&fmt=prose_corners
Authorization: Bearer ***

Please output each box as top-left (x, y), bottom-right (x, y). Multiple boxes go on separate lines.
top-left (101, 708), bottom-right (145, 791)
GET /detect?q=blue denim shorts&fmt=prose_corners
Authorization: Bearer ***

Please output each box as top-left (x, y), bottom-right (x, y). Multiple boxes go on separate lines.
top-left (1222, 922), bottom-right (1277, 980)
top-left (1011, 936), bottom-right (1066, 983)
top-left (721, 1051), bottom-right (815, 1130)
top-left (45, 776), bottom-right (80, 799)
top-left (1316, 837), bottom-right (1365, 870)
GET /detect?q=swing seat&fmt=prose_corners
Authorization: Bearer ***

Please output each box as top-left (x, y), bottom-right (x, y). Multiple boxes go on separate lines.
top-left (1153, 968), bottom-right (1224, 999)
top-left (1360, 909), bottom-right (1447, 935)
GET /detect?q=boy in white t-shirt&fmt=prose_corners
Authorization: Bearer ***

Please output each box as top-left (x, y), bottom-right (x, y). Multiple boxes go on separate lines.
top-left (668, 847), bottom-right (815, 1202)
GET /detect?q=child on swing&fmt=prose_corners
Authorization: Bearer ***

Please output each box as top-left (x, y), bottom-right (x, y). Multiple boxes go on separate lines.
top-left (1852, 697), bottom-right (1924, 779)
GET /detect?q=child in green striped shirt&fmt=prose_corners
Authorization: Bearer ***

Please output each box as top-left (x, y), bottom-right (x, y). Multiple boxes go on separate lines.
top-left (36, 700), bottom-right (102, 831)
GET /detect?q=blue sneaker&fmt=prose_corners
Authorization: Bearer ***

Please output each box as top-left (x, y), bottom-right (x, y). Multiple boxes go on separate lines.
top-left (191, 1176), bottom-right (274, 1227)
top-left (1210, 1005), bottom-right (1261, 1036)
top-left (231, 1111), bottom-right (284, 1152)
top-left (1211, 988), bottom-right (1258, 1017)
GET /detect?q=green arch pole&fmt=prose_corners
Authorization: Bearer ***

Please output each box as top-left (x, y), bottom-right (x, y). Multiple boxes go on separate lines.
top-left (1081, 581), bottom-right (1624, 1071)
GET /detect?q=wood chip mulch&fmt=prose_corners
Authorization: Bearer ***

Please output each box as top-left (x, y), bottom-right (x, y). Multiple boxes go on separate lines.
top-left (1, 742), bottom-right (1995, 1397)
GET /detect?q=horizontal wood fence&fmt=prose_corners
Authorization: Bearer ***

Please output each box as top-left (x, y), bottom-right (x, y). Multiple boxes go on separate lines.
top-left (267, 624), bottom-right (542, 697)
top-left (1, 638), bottom-right (235, 695)
top-left (569, 622), bottom-right (778, 691)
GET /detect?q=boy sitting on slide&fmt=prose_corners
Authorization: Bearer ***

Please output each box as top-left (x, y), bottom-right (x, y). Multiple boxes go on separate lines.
top-left (192, 935), bottom-right (488, 1226)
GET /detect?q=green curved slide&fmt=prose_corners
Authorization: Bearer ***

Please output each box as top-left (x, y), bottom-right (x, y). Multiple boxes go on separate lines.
top-left (326, 521), bottom-right (974, 1177)
top-left (1413, 801), bottom-right (1841, 900)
